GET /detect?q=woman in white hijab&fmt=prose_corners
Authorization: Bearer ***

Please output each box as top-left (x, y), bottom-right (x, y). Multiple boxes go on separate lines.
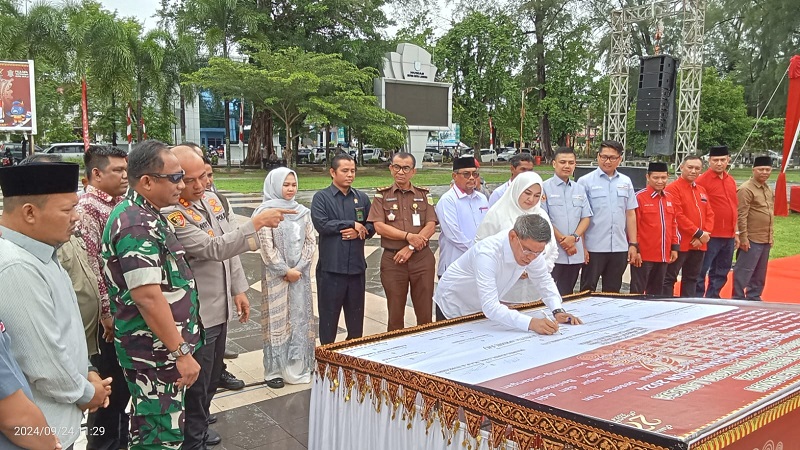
top-left (254, 168), bottom-right (316, 388)
top-left (475, 171), bottom-right (558, 303)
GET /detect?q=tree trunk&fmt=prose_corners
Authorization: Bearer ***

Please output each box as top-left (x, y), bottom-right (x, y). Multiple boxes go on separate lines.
top-left (535, 19), bottom-right (553, 161)
top-left (180, 92), bottom-right (186, 142)
top-left (284, 118), bottom-right (294, 168)
top-left (246, 109), bottom-right (273, 166)
top-left (111, 93), bottom-right (117, 146)
top-left (325, 125), bottom-right (332, 168)
top-left (224, 99), bottom-right (231, 167)
top-left (137, 97), bottom-right (143, 143)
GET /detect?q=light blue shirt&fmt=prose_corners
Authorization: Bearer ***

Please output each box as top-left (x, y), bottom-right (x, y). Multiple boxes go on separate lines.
top-left (0, 226), bottom-right (93, 448)
top-left (435, 185), bottom-right (489, 276)
top-left (542, 176), bottom-right (593, 264)
top-left (576, 168), bottom-right (638, 253)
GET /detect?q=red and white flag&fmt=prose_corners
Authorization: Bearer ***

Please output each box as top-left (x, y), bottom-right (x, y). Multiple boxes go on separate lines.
top-left (126, 104), bottom-right (132, 145)
top-left (488, 117), bottom-right (494, 150)
top-left (239, 101), bottom-right (244, 142)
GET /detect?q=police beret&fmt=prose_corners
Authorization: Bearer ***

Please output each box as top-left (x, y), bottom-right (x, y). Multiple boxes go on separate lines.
top-left (453, 156), bottom-right (477, 171)
top-left (708, 146), bottom-right (728, 157)
top-left (647, 161), bottom-right (669, 173)
top-left (0, 162), bottom-right (79, 197)
top-left (753, 156), bottom-right (772, 168)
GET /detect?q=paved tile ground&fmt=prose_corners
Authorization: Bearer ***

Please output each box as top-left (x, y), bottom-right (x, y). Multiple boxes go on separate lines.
top-left (0, 188), bottom-right (631, 450)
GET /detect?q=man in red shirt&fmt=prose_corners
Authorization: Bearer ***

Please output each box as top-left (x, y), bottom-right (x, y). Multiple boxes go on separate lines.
top-left (630, 162), bottom-right (679, 294)
top-left (695, 146), bottom-right (739, 297)
top-left (663, 155), bottom-right (715, 297)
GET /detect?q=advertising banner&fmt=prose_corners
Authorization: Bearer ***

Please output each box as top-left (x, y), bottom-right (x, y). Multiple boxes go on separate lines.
top-left (0, 60), bottom-right (36, 134)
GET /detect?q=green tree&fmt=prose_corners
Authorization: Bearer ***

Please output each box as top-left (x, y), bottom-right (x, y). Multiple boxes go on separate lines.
top-left (436, 10), bottom-right (524, 157)
top-left (186, 47), bottom-right (397, 168)
top-left (697, 67), bottom-right (750, 153)
top-left (180, 0), bottom-right (259, 166)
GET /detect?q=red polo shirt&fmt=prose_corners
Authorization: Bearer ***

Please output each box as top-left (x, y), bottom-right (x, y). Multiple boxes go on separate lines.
top-left (695, 170), bottom-right (737, 238)
top-left (635, 186), bottom-right (680, 262)
top-left (665, 177), bottom-right (716, 251)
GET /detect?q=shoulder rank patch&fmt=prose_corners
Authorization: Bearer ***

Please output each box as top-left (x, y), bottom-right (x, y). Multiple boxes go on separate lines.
top-left (374, 193), bottom-right (383, 198)
top-left (417, 185), bottom-right (430, 192)
top-left (168, 211), bottom-right (186, 228)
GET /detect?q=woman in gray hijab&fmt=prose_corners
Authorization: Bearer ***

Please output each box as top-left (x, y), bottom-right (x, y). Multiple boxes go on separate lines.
top-left (254, 168), bottom-right (316, 388)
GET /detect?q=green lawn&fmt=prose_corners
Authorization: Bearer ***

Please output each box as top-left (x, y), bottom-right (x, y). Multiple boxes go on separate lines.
top-left (769, 214), bottom-right (800, 260)
top-left (214, 164), bottom-right (800, 260)
top-left (212, 164), bottom-right (538, 193)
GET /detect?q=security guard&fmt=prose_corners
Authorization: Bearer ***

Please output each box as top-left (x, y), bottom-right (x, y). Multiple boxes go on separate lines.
top-left (162, 146), bottom-right (292, 449)
top-left (368, 152), bottom-right (438, 331)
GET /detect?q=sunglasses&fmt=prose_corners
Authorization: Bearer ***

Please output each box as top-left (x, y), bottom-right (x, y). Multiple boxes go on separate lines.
top-left (456, 171), bottom-right (480, 179)
top-left (146, 171), bottom-right (185, 184)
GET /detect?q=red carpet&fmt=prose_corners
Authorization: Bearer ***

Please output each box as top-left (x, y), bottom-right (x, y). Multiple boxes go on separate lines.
top-left (678, 254), bottom-right (800, 303)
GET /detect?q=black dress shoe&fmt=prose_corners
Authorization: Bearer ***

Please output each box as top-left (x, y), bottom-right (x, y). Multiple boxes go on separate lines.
top-left (205, 428), bottom-right (222, 446)
top-left (266, 377), bottom-right (284, 389)
top-left (218, 369), bottom-right (245, 390)
top-left (207, 414), bottom-right (217, 424)
top-left (223, 348), bottom-right (238, 359)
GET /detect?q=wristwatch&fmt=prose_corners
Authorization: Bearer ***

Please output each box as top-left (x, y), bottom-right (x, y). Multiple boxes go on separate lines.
top-left (552, 308), bottom-right (566, 316)
top-left (628, 242), bottom-right (639, 249)
top-left (408, 245), bottom-right (415, 251)
top-left (570, 233), bottom-right (580, 241)
top-left (170, 342), bottom-right (192, 358)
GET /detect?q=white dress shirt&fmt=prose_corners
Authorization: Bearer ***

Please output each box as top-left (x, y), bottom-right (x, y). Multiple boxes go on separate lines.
top-left (434, 232), bottom-right (563, 332)
top-left (435, 185), bottom-right (488, 276)
top-left (0, 226), bottom-right (94, 448)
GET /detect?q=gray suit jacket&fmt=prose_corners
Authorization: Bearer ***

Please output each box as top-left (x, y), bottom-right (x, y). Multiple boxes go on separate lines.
top-left (162, 192), bottom-right (258, 327)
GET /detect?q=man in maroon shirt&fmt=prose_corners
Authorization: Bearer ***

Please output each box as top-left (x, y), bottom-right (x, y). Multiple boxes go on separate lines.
top-left (695, 146), bottom-right (740, 298)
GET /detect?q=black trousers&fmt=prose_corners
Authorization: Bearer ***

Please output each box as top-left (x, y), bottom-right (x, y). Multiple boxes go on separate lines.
top-left (580, 252), bottom-right (628, 293)
top-left (184, 323), bottom-right (227, 450)
top-left (317, 269), bottom-right (365, 345)
top-left (551, 264), bottom-right (583, 296)
top-left (663, 250), bottom-right (705, 297)
top-left (87, 331), bottom-right (130, 450)
top-left (630, 261), bottom-right (668, 294)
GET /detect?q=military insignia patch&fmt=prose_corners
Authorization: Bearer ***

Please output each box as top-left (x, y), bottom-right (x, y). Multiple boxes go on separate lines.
top-left (168, 211), bottom-right (186, 228)
top-left (427, 195), bottom-right (434, 205)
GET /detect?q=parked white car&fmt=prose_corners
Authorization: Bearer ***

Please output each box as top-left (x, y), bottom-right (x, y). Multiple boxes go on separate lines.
top-left (463, 148), bottom-right (497, 162)
top-left (43, 143), bottom-right (87, 160)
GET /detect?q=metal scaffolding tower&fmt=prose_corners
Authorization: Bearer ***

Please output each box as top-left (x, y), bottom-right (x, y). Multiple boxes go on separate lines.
top-left (605, 0), bottom-right (706, 163)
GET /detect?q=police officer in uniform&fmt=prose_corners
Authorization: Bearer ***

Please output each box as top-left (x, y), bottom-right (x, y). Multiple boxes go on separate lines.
top-left (368, 152), bottom-right (438, 331)
top-left (162, 146), bottom-right (292, 449)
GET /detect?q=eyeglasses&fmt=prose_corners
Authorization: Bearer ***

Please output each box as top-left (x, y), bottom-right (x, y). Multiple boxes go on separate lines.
top-left (515, 237), bottom-right (543, 257)
top-left (390, 164), bottom-right (413, 173)
top-left (145, 171), bottom-right (185, 183)
top-left (598, 154), bottom-right (621, 162)
top-left (456, 171), bottom-right (480, 179)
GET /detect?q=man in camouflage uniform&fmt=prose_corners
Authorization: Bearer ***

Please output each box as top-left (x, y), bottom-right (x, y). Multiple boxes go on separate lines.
top-left (102, 140), bottom-right (202, 450)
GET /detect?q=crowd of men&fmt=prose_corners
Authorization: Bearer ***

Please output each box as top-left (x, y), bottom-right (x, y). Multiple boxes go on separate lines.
top-left (0, 138), bottom-right (777, 450)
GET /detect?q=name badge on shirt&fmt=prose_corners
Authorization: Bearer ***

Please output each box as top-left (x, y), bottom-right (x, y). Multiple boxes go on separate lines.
top-left (412, 214), bottom-right (421, 227)
top-left (355, 207), bottom-right (365, 222)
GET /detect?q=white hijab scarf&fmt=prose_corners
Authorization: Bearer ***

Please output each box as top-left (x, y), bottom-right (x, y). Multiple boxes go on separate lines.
top-left (475, 171), bottom-right (557, 270)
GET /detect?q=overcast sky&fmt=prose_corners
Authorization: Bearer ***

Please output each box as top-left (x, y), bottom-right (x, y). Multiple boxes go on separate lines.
top-left (100, 0), bottom-right (161, 29)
